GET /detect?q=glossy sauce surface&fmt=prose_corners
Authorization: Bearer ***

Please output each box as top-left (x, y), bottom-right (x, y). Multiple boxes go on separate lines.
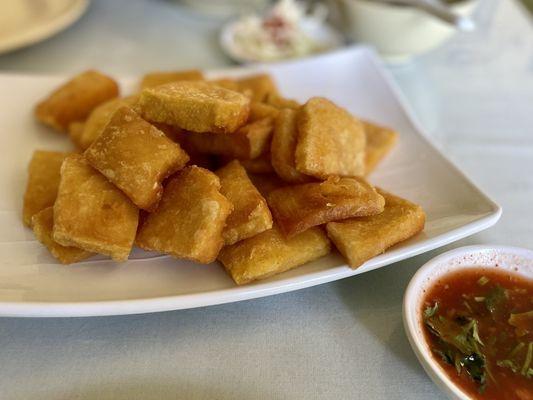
top-left (422, 268), bottom-right (533, 400)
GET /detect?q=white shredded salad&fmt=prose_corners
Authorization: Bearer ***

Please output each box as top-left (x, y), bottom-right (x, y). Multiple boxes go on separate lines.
top-left (232, 0), bottom-right (326, 61)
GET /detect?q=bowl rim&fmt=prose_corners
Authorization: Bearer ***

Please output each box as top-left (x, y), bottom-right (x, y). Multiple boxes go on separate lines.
top-left (402, 244), bottom-right (533, 400)
top-left (342, 0), bottom-right (478, 11)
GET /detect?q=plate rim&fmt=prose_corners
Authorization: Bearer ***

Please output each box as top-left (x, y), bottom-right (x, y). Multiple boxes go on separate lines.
top-left (0, 0), bottom-right (90, 55)
top-left (0, 46), bottom-right (502, 317)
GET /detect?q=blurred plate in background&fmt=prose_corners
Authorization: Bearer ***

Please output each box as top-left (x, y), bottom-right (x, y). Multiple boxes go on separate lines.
top-left (0, 0), bottom-right (89, 55)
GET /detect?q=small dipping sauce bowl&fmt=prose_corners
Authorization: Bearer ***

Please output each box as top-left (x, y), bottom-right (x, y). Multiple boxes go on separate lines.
top-left (403, 245), bottom-right (533, 399)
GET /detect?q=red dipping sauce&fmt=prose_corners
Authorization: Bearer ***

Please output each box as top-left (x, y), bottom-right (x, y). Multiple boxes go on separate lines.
top-left (422, 268), bottom-right (533, 400)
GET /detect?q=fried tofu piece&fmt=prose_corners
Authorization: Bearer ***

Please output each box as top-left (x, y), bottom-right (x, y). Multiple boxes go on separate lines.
top-left (265, 93), bottom-right (300, 110)
top-left (249, 101), bottom-right (280, 122)
top-left (77, 95), bottom-right (139, 150)
top-left (237, 74), bottom-right (279, 102)
top-left (53, 155), bottom-right (139, 261)
top-left (363, 120), bottom-right (398, 175)
top-left (218, 153), bottom-right (275, 174)
top-left (31, 207), bottom-right (92, 264)
top-left (218, 225), bottom-right (331, 285)
top-left (271, 108), bottom-right (311, 183)
top-left (35, 70), bottom-right (119, 132)
top-left (139, 81), bottom-right (250, 134)
top-left (326, 189), bottom-right (426, 269)
top-left (209, 78), bottom-right (254, 98)
top-left (210, 78), bottom-right (241, 92)
top-left (239, 152), bottom-right (274, 174)
top-left (68, 121), bottom-right (85, 148)
top-left (249, 173), bottom-right (288, 198)
top-left (136, 166), bottom-right (233, 263)
top-left (187, 117), bottom-right (273, 159)
top-left (295, 97), bottom-right (366, 178)
top-left (140, 69), bottom-right (204, 89)
top-left (268, 176), bottom-right (385, 238)
top-left (85, 107), bottom-right (189, 210)
top-left (22, 150), bottom-right (70, 226)
top-left (216, 160), bottom-right (272, 245)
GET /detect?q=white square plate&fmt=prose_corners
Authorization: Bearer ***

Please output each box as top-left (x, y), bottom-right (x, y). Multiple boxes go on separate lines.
top-left (0, 47), bottom-right (500, 317)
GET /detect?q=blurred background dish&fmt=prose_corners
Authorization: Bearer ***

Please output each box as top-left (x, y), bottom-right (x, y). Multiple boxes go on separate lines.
top-left (329, 0), bottom-right (478, 63)
top-left (0, 0), bottom-right (89, 55)
top-left (219, 0), bottom-right (345, 64)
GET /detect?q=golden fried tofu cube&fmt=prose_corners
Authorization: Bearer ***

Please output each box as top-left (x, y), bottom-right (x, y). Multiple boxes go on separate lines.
top-left (218, 225), bottom-right (331, 285)
top-left (271, 108), bottom-right (311, 183)
top-left (265, 93), bottom-right (300, 110)
top-left (85, 107), bottom-right (189, 210)
top-left (35, 70), bottom-right (119, 132)
top-left (218, 153), bottom-right (274, 174)
top-left (139, 81), bottom-right (250, 134)
top-left (68, 121), bottom-right (85, 148)
top-left (32, 207), bottom-right (92, 264)
top-left (249, 173), bottom-right (288, 198)
top-left (210, 78), bottom-right (241, 92)
top-left (77, 95), bottom-right (140, 150)
top-left (268, 176), bottom-right (385, 238)
top-left (136, 166), bottom-right (233, 263)
top-left (216, 160), bottom-right (273, 245)
top-left (187, 117), bottom-right (273, 160)
top-left (295, 97), bottom-right (366, 178)
top-left (363, 120), bottom-right (398, 175)
top-left (326, 189), bottom-right (426, 269)
top-left (237, 74), bottom-right (279, 102)
top-left (22, 150), bottom-right (71, 226)
top-left (140, 69), bottom-right (204, 89)
top-left (249, 101), bottom-right (280, 122)
top-left (53, 155), bottom-right (139, 261)
top-left (238, 152), bottom-right (274, 174)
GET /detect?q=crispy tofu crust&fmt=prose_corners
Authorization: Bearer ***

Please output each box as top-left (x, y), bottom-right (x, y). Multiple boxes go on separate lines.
top-left (249, 101), bottom-right (280, 122)
top-left (238, 152), bottom-right (274, 174)
top-left (265, 93), bottom-right (300, 110)
top-left (53, 155), bottom-right (139, 261)
top-left (32, 207), bottom-right (92, 264)
top-left (326, 189), bottom-right (426, 269)
top-left (85, 107), bottom-right (189, 210)
top-left (187, 117), bottom-right (273, 159)
top-left (35, 70), bottom-right (119, 132)
top-left (22, 150), bottom-right (71, 226)
top-left (216, 161), bottom-right (273, 245)
top-left (271, 108), bottom-right (312, 183)
top-left (295, 97), bottom-right (366, 178)
top-left (218, 153), bottom-right (275, 175)
top-left (136, 166), bottom-right (233, 263)
top-left (363, 120), bottom-right (398, 175)
top-left (237, 74), bottom-right (279, 102)
top-left (249, 173), bottom-right (288, 198)
top-left (209, 78), bottom-right (242, 93)
top-left (76, 96), bottom-right (138, 150)
top-left (268, 176), bottom-right (385, 237)
top-left (218, 225), bottom-right (331, 285)
top-left (139, 81), bottom-right (250, 134)
top-left (68, 121), bottom-right (85, 149)
top-left (140, 69), bottom-right (204, 89)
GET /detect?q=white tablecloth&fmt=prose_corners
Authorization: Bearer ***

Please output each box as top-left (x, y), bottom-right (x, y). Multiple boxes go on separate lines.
top-left (0, 1), bottom-right (531, 399)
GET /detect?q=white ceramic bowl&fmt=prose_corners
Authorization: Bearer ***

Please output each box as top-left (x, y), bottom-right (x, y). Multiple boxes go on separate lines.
top-left (403, 245), bottom-right (533, 399)
top-left (334, 0), bottom-right (478, 63)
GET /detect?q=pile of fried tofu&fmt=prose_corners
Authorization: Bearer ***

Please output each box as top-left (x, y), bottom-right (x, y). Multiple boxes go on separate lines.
top-left (23, 68), bottom-right (425, 285)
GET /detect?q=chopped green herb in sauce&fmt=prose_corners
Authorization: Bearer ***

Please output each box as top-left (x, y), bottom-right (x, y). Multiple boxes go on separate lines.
top-left (422, 269), bottom-right (533, 399)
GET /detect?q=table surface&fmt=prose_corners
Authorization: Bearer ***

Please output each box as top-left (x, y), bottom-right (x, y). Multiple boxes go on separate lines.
top-left (0, 1), bottom-right (532, 399)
